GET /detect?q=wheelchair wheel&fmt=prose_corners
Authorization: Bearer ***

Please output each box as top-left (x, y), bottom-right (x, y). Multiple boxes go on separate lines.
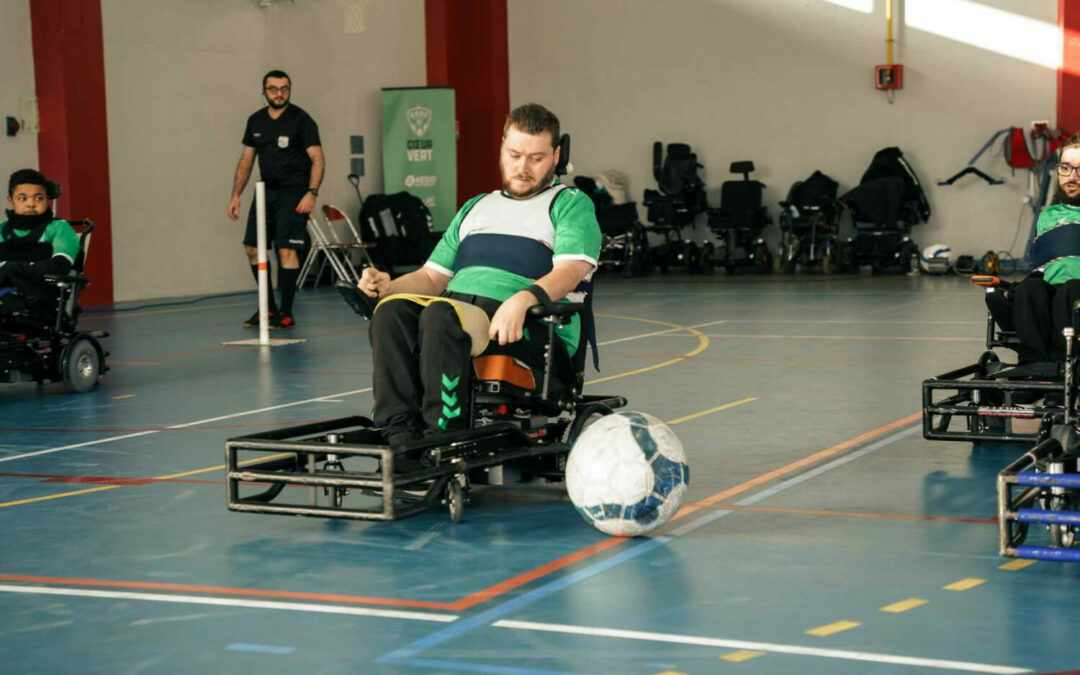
top-left (446, 477), bottom-right (465, 523)
top-left (61, 336), bottom-right (102, 393)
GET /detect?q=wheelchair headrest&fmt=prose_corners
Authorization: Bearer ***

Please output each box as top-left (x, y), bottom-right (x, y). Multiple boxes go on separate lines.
top-left (555, 133), bottom-right (571, 177)
top-left (730, 161), bottom-right (755, 180)
top-left (45, 180), bottom-right (61, 200)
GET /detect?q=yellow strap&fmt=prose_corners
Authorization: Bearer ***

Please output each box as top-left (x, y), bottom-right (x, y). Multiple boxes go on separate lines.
top-left (375, 293), bottom-right (491, 356)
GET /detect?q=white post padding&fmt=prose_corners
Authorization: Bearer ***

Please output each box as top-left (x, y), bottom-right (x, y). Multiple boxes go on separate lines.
top-left (255, 181), bottom-right (270, 345)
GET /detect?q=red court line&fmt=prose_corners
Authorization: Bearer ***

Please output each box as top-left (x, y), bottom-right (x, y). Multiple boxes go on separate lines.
top-left (0, 574), bottom-right (457, 611)
top-left (0, 473), bottom-right (221, 487)
top-left (0, 420), bottom-right (322, 433)
top-left (1, 413), bottom-right (923, 613)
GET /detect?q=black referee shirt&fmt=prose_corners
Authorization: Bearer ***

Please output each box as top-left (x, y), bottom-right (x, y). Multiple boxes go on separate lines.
top-left (242, 104), bottom-right (321, 189)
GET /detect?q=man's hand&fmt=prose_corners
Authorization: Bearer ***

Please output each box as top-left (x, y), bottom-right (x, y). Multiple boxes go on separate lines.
top-left (227, 195), bottom-right (242, 221)
top-left (358, 266), bottom-right (391, 298)
top-left (489, 291), bottom-right (538, 345)
top-left (295, 192), bottom-right (316, 214)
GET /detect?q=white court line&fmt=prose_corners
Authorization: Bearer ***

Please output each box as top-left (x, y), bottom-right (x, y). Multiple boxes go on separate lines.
top-left (0, 585), bottom-right (456, 623)
top-left (597, 319), bottom-right (727, 347)
top-left (492, 620), bottom-right (1030, 674)
top-left (0, 388), bottom-right (372, 464)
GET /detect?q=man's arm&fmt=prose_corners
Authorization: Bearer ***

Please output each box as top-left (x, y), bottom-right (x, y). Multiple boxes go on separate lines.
top-left (295, 145), bottom-right (325, 215)
top-left (227, 146), bottom-right (257, 220)
top-left (358, 265), bottom-right (451, 299)
top-left (488, 260), bottom-right (593, 345)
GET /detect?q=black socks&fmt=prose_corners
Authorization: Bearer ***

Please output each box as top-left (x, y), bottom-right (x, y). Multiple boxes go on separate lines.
top-left (278, 267), bottom-right (299, 316)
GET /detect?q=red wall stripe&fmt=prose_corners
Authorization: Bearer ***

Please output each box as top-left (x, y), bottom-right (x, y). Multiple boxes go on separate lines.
top-left (1060, 0), bottom-right (1080, 135)
top-left (29, 0), bottom-right (113, 305)
top-left (425, 0), bottom-right (509, 206)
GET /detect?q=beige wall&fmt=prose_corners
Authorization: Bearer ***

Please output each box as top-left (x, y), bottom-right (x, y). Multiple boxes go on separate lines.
top-left (1, 1), bottom-right (39, 186)
top-left (509, 0), bottom-right (1058, 259)
top-left (102, 0), bottom-right (426, 302)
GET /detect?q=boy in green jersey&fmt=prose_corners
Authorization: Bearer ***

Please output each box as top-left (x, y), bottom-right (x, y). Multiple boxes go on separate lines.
top-left (0, 169), bottom-right (80, 326)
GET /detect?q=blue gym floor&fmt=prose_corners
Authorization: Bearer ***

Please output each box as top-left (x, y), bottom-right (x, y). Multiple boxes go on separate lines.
top-left (2, 274), bottom-right (1078, 674)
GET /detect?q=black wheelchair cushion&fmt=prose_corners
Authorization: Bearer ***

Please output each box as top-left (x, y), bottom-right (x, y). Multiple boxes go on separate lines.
top-left (719, 181), bottom-right (763, 216)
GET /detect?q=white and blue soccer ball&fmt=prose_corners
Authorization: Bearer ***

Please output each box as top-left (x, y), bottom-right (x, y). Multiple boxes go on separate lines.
top-left (565, 411), bottom-right (689, 537)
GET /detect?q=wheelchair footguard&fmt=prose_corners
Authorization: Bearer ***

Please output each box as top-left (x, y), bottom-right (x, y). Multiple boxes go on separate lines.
top-left (922, 353), bottom-right (1060, 443)
top-left (998, 422), bottom-right (1080, 561)
top-left (227, 395), bottom-right (628, 523)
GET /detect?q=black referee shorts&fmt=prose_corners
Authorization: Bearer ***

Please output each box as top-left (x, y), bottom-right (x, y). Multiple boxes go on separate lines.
top-left (243, 186), bottom-right (310, 250)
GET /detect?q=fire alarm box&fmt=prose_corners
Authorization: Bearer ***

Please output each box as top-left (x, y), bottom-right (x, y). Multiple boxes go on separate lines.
top-left (875, 64), bottom-right (903, 90)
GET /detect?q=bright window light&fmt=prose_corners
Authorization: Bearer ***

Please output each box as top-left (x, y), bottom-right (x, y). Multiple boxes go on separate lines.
top-left (906, 0), bottom-right (1061, 69)
top-left (820, 0), bottom-right (873, 13)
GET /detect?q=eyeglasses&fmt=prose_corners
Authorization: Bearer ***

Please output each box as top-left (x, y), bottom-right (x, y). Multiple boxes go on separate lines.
top-left (1057, 163), bottom-right (1080, 177)
top-left (265, 86), bottom-right (290, 95)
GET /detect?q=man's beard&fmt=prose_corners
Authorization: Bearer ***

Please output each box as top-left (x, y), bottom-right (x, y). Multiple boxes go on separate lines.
top-left (502, 166), bottom-right (555, 200)
top-left (265, 95), bottom-right (288, 110)
top-left (1052, 180), bottom-right (1080, 207)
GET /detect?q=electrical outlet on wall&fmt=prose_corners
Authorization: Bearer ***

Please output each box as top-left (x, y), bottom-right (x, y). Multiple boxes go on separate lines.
top-left (19, 97), bottom-right (39, 133)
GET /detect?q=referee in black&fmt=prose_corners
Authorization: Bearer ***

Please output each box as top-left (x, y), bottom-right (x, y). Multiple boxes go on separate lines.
top-left (227, 69), bottom-right (324, 330)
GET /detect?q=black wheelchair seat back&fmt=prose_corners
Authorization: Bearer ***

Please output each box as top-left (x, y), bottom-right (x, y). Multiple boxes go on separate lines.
top-left (657, 142), bottom-right (704, 197)
top-left (787, 170), bottom-right (839, 212)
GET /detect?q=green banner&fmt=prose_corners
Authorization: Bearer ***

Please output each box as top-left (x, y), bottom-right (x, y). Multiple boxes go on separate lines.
top-left (382, 87), bottom-right (457, 232)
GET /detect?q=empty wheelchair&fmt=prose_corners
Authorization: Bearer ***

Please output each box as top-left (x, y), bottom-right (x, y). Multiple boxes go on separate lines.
top-left (775, 170), bottom-right (846, 274)
top-left (0, 219), bottom-right (109, 392)
top-left (840, 147), bottom-right (928, 273)
top-left (642, 142), bottom-right (710, 273)
top-left (706, 161), bottom-right (772, 275)
top-left (574, 175), bottom-right (649, 277)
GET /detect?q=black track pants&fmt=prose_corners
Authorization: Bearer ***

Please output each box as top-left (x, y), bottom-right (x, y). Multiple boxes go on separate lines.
top-left (1010, 277), bottom-right (1080, 362)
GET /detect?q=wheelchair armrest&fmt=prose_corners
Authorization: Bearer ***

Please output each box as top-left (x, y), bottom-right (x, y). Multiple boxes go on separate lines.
top-left (41, 273), bottom-right (89, 287)
top-left (528, 301), bottom-right (585, 322)
top-left (972, 275), bottom-right (1012, 291)
top-left (336, 281), bottom-right (378, 319)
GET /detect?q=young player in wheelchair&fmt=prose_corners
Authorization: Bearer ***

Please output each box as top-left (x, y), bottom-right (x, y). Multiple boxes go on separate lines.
top-left (0, 169), bottom-right (107, 392)
top-left (226, 105), bottom-right (626, 523)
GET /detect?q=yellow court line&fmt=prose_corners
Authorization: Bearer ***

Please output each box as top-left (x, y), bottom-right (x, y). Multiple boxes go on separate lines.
top-left (879, 598), bottom-right (928, 613)
top-left (805, 620), bottom-right (860, 636)
top-left (111, 394), bottom-right (136, 400)
top-left (944, 578), bottom-right (986, 591)
top-left (999, 559), bottom-right (1037, 571)
top-left (720, 650), bottom-right (766, 663)
top-left (0, 453), bottom-right (294, 510)
top-left (666, 397), bottom-right (757, 426)
top-left (586, 313), bottom-right (709, 386)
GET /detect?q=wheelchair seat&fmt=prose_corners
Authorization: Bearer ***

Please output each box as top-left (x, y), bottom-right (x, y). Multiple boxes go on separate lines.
top-left (706, 161), bottom-right (772, 274)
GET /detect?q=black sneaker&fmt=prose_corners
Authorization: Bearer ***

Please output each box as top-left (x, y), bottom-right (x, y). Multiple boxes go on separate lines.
top-left (270, 312), bottom-right (296, 330)
top-left (242, 310), bottom-right (275, 328)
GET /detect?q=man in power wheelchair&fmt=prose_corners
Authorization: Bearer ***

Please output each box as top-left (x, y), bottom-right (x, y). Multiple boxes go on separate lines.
top-left (0, 169), bottom-right (107, 392)
top-left (923, 135), bottom-right (1080, 444)
top-left (225, 105), bottom-right (626, 523)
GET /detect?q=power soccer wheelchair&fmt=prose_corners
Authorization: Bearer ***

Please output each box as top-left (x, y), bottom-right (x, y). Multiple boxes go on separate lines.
top-left (641, 142), bottom-right (710, 273)
top-left (923, 275), bottom-right (1062, 444)
top-left (0, 218), bottom-right (108, 392)
top-left (574, 175), bottom-right (649, 277)
top-left (705, 161), bottom-right (772, 275)
top-left (775, 170), bottom-right (846, 274)
top-left (997, 299), bottom-right (1080, 562)
top-left (226, 134), bottom-right (628, 523)
top-left (226, 287), bottom-right (626, 523)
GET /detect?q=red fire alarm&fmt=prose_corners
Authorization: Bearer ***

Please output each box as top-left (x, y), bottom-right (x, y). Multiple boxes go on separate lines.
top-left (875, 64), bottom-right (903, 90)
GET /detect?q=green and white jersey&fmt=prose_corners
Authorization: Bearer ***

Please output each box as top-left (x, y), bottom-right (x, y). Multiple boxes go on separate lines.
top-left (0, 218), bottom-right (79, 264)
top-left (1037, 204), bottom-right (1080, 284)
top-left (425, 181), bottom-right (601, 352)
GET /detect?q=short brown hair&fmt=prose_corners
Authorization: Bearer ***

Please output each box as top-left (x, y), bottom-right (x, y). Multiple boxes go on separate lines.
top-left (504, 103), bottom-right (560, 148)
top-left (1062, 132), bottom-right (1080, 154)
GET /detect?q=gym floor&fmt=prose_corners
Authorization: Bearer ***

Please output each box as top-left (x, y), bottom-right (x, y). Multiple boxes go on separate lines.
top-left (2, 273), bottom-right (1078, 675)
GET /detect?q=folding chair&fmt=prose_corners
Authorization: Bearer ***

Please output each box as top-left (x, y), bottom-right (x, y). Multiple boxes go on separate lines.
top-left (298, 205), bottom-right (376, 287)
